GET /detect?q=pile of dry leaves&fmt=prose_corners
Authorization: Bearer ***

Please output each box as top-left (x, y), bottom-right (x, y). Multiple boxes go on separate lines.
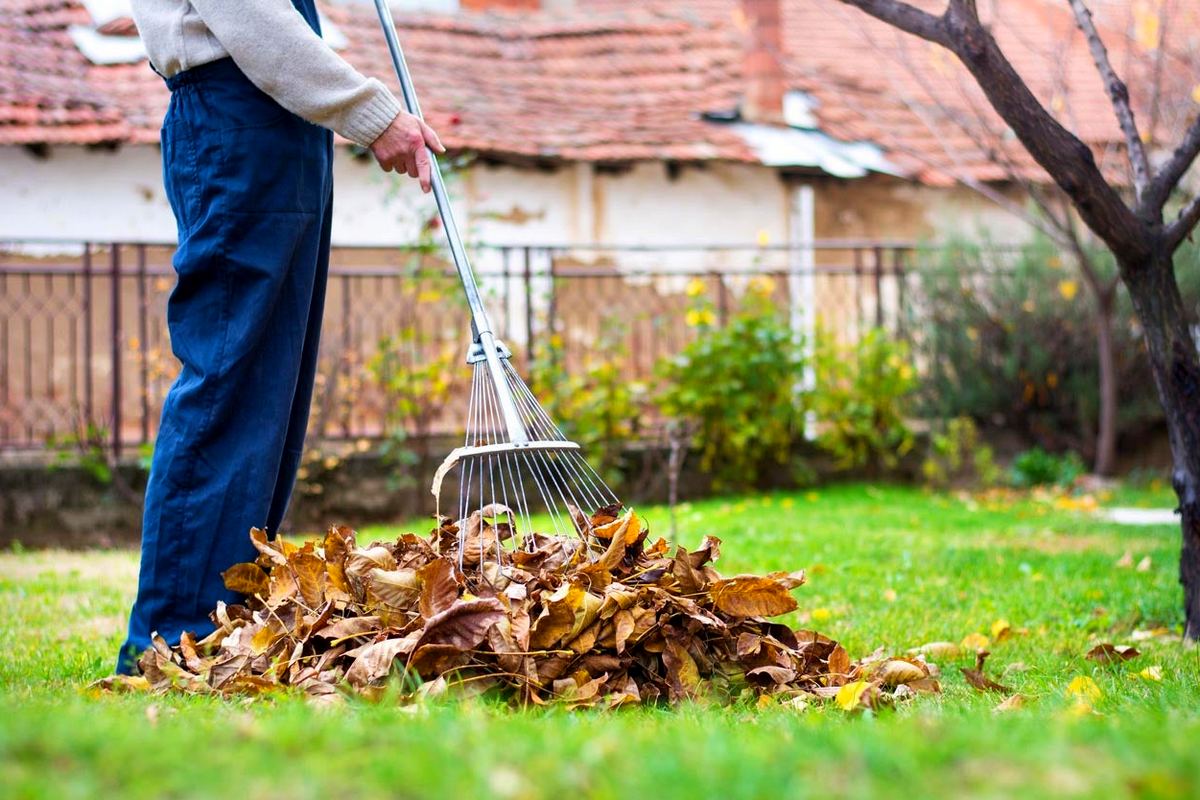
top-left (98, 505), bottom-right (941, 709)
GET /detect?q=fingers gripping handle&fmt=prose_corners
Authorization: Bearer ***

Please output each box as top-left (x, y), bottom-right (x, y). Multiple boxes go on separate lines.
top-left (372, 0), bottom-right (529, 445)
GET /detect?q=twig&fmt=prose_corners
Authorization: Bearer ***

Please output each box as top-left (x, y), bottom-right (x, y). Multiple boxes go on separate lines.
top-left (1144, 115), bottom-right (1200, 218)
top-left (1067, 0), bottom-right (1151, 200)
top-left (1165, 193), bottom-right (1200, 252)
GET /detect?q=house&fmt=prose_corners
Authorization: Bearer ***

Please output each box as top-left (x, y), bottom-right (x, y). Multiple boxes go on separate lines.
top-left (0, 0), bottom-right (1189, 452)
top-left (4, 0), bottom-right (1162, 255)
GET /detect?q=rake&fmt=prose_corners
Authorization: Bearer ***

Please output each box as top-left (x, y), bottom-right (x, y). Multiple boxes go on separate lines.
top-left (372, 1), bottom-right (623, 563)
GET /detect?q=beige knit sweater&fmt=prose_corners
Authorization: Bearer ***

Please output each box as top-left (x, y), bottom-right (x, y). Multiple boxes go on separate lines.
top-left (130, 0), bottom-right (402, 147)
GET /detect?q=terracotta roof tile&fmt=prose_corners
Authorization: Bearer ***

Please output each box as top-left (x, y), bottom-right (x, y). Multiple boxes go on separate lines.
top-left (0, 7), bottom-right (128, 145)
top-left (1, 0), bottom-right (1194, 186)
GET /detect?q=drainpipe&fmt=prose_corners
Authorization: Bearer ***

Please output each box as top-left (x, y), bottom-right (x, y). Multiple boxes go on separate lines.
top-left (790, 184), bottom-right (817, 439)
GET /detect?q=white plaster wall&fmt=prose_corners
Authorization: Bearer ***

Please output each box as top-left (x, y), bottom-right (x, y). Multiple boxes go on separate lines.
top-left (0, 145), bottom-right (175, 244)
top-left (0, 145), bottom-right (581, 249)
top-left (913, 184), bottom-right (1036, 243)
top-left (0, 144), bottom-right (1036, 253)
top-left (597, 162), bottom-right (789, 248)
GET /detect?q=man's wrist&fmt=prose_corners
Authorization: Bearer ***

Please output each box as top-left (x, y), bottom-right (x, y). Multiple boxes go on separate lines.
top-left (345, 81), bottom-right (404, 148)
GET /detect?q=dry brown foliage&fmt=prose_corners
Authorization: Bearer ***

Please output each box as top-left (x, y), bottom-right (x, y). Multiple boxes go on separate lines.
top-left (95, 507), bottom-right (940, 709)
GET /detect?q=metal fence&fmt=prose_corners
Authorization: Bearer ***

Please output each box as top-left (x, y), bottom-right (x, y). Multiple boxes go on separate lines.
top-left (0, 239), bottom-right (917, 456)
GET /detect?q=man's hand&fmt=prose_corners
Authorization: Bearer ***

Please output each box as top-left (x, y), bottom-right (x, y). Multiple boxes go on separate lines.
top-left (369, 111), bottom-right (445, 192)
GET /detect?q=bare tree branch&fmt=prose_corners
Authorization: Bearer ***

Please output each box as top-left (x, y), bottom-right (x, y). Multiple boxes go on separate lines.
top-left (948, 0), bottom-right (980, 22)
top-left (837, 0), bottom-right (1148, 261)
top-left (1165, 193), bottom-right (1200, 252)
top-left (1144, 115), bottom-right (1200, 217)
top-left (1066, 0), bottom-right (1151, 202)
top-left (836, 0), bottom-right (949, 44)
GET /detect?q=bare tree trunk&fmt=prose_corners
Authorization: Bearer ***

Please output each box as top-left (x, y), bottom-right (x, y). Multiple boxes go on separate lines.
top-left (1094, 293), bottom-right (1118, 475)
top-left (1122, 251), bottom-right (1200, 637)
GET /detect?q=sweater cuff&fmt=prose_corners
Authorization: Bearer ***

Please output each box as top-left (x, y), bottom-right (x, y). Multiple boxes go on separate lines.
top-left (341, 79), bottom-right (404, 147)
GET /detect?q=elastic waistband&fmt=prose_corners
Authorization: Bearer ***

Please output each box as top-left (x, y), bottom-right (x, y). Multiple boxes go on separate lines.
top-left (165, 57), bottom-right (245, 90)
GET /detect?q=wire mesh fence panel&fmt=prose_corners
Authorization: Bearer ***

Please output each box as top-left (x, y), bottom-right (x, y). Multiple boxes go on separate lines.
top-left (0, 240), bottom-right (920, 456)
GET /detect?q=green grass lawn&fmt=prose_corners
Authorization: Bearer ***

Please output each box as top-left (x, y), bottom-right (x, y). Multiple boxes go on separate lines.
top-left (2, 483), bottom-right (1198, 799)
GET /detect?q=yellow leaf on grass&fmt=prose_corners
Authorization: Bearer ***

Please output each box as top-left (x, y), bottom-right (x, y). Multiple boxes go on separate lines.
top-left (961, 632), bottom-right (990, 651)
top-left (883, 589), bottom-right (898, 603)
top-left (990, 619), bottom-right (1012, 642)
top-left (1066, 700), bottom-right (1096, 717)
top-left (811, 608), bottom-right (832, 623)
top-left (1135, 665), bottom-right (1163, 682)
top-left (835, 680), bottom-right (868, 711)
top-left (993, 693), bottom-right (1026, 713)
top-left (878, 659), bottom-right (927, 687)
top-left (1066, 675), bottom-right (1102, 702)
top-left (908, 641), bottom-right (961, 659)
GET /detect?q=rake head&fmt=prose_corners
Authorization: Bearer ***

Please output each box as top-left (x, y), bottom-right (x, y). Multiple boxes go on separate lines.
top-left (431, 339), bottom-right (622, 568)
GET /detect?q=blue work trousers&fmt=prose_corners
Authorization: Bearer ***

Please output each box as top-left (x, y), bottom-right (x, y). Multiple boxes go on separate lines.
top-left (117, 54), bottom-right (334, 673)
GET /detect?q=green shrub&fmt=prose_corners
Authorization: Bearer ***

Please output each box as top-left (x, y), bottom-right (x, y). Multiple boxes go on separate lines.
top-left (366, 263), bottom-right (466, 487)
top-left (656, 280), bottom-right (808, 490)
top-left (912, 233), bottom-right (1200, 453)
top-left (1009, 447), bottom-right (1084, 488)
top-left (921, 416), bottom-right (1000, 489)
top-left (811, 328), bottom-right (918, 471)
top-left (531, 318), bottom-right (649, 485)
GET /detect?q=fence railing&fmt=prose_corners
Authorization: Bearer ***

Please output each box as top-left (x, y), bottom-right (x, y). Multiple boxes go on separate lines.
top-left (0, 239), bottom-right (919, 456)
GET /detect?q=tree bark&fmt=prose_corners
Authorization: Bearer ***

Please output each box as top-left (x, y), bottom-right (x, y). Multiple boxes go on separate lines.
top-left (1093, 293), bottom-right (1118, 476)
top-left (1121, 251), bottom-right (1200, 637)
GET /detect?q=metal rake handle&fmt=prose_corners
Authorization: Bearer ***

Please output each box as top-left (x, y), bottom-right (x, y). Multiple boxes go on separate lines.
top-left (372, 0), bottom-right (529, 445)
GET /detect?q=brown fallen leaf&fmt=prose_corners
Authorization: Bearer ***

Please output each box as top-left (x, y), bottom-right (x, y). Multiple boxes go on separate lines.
top-left (291, 550), bottom-right (327, 607)
top-left (418, 558), bottom-right (460, 619)
top-left (877, 659), bottom-right (927, 687)
top-left (709, 575), bottom-right (799, 617)
top-left (1085, 643), bottom-right (1140, 664)
top-left (960, 650), bottom-right (1014, 694)
top-left (908, 641), bottom-right (961, 659)
top-left (315, 615), bottom-right (381, 642)
top-left (367, 568), bottom-right (421, 608)
top-left (222, 563), bottom-right (269, 597)
top-left (96, 507), bottom-right (929, 710)
top-left (993, 693), bottom-right (1027, 713)
top-left (417, 598), bottom-right (505, 651)
top-left (346, 636), bottom-right (420, 686)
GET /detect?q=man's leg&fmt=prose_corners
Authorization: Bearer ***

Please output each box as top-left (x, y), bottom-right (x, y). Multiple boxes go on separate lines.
top-left (264, 190), bottom-right (334, 536)
top-left (118, 76), bottom-right (332, 673)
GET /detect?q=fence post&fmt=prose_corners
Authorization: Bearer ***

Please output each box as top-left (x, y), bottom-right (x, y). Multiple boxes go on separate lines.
top-left (82, 242), bottom-right (93, 432)
top-left (110, 244), bottom-right (122, 459)
top-left (894, 247), bottom-right (907, 339)
top-left (873, 245), bottom-right (884, 330)
top-left (137, 244), bottom-right (149, 446)
top-left (713, 271), bottom-right (729, 326)
top-left (853, 247), bottom-right (864, 337)
top-left (522, 246), bottom-right (534, 365)
top-left (341, 273), bottom-right (352, 439)
top-left (546, 248), bottom-right (558, 371)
